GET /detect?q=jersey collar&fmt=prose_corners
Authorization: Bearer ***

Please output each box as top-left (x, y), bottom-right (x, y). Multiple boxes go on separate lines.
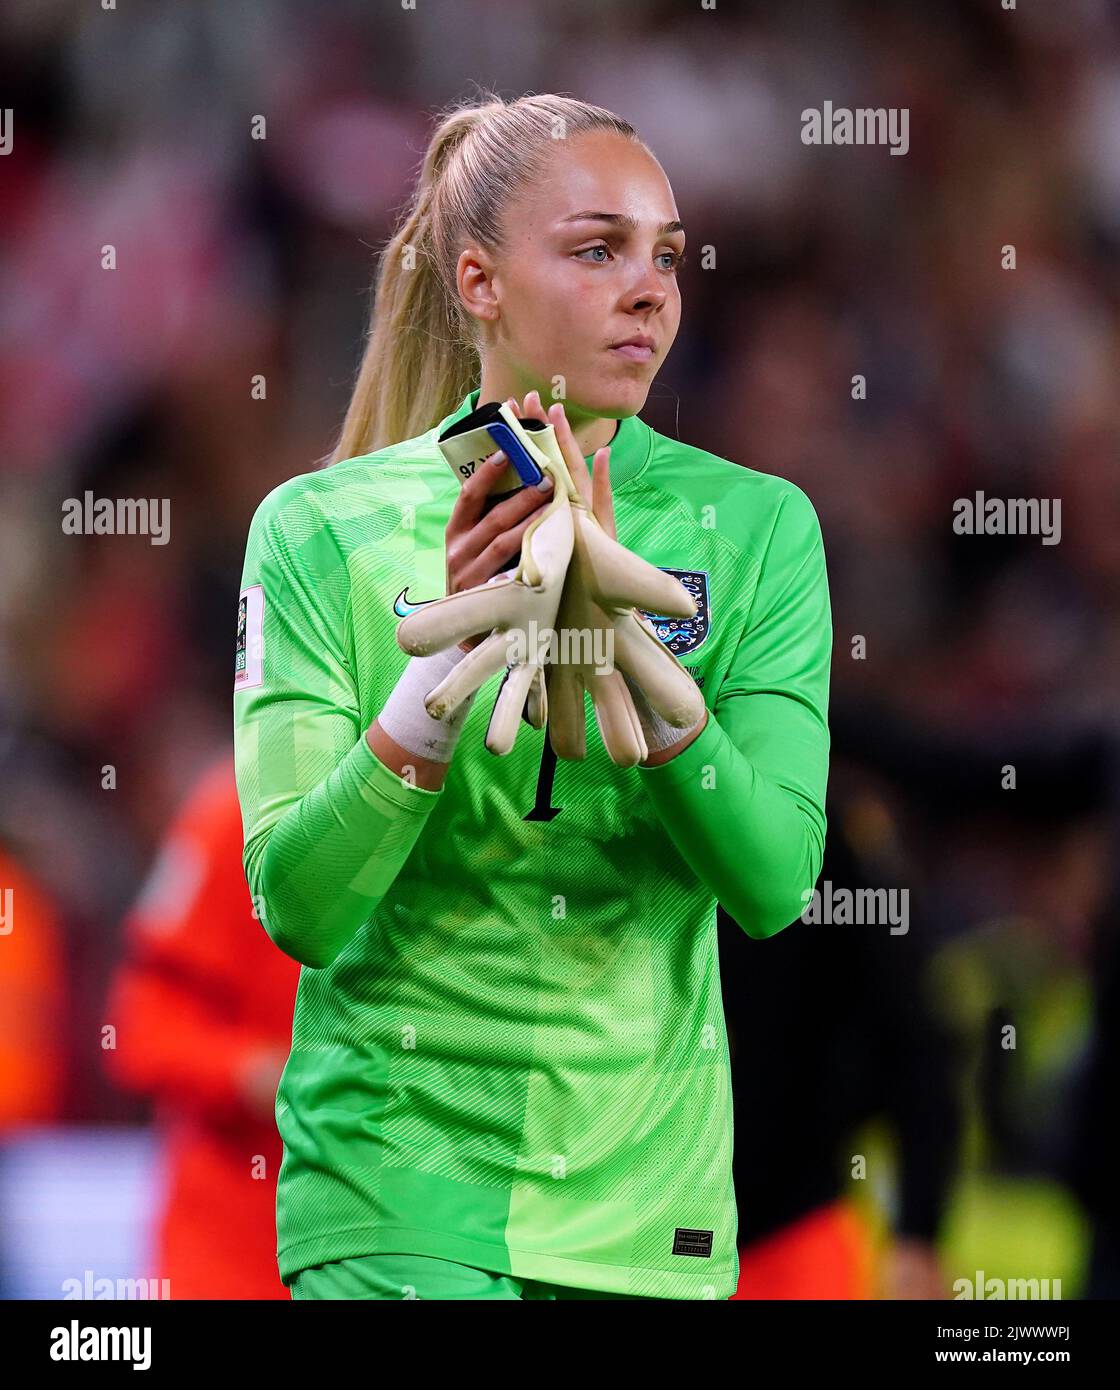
top-left (435, 389), bottom-right (651, 490)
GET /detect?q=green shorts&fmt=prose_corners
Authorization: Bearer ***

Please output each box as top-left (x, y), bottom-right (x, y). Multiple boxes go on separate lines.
top-left (289, 1253), bottom-right (663, 1300)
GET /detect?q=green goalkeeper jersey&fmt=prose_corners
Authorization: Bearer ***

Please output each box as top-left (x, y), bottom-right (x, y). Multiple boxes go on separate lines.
top-left (233, 387), bottom-right (832, 1299)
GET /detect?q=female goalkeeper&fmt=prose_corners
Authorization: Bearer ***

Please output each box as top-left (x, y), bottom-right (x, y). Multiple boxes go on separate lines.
top-left (233, 91), bottom-right (832, 1302)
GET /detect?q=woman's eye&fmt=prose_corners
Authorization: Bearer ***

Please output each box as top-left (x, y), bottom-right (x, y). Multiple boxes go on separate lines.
top-left (574, 245), bottom-right (687, 270)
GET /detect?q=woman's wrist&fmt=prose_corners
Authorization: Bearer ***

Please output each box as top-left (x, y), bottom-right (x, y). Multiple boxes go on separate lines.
top-left (622, 671), bottom-right (707, 765)
top-left (638, 708), bottom-right (708, 766)
top-left (375, 646), bottom-right (477, 766)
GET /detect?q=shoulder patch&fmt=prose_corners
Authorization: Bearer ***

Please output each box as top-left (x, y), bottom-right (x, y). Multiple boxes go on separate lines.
top-left (235, 583), bottom-right (265, 690)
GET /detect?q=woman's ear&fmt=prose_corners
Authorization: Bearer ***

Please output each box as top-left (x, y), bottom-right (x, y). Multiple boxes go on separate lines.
top-left (456, 246), bottom-right (499, 328)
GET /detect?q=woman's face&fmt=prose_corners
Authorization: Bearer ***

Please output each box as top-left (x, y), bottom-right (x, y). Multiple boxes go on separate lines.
top-left (463, 130), bottom-right (686, 423)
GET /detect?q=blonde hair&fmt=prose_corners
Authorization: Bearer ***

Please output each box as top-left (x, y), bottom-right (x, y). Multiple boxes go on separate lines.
top-left (321, 90), bottom-right (639, 466)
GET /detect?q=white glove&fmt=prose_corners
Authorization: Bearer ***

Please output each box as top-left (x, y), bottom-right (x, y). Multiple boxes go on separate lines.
top-left (395, 404), bottom-right (577, 755)
top-left (546, 496), bottom-right (706, 768)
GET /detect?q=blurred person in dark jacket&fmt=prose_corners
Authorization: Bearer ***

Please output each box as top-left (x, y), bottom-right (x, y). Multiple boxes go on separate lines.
top-left (1067, 917), bottom-right (1120, 1298)
top-left (722, 782), bottom-right (963, 1299)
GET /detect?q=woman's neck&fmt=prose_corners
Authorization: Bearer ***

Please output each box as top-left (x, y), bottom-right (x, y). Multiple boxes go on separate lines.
top-left (477, 375), bottom-right (618, 459)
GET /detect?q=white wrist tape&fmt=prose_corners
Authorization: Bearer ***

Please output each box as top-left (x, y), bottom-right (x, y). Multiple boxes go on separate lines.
top-left (622, 671), bottom-right (704, 756)
top-left (378, 646), bottom-right (478, 762)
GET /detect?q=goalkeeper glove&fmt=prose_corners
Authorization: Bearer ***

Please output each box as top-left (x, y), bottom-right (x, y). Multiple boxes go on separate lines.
top-left (545, 495), bottom-right (706, 767)
top-left (395, 401), bottom-right (577, 755)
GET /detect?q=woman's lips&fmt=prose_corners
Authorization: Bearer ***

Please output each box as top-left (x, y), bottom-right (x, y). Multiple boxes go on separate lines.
top-left (608, 343), bottom-right (654, 363)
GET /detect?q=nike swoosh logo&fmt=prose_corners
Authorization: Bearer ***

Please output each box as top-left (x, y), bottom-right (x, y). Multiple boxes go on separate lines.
top-left (393, 587), bottom-right (438, 618)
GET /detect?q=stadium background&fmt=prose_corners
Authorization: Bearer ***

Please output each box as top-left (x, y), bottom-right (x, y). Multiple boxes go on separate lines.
top-left (0, 0), bottom-right (1116, 1299)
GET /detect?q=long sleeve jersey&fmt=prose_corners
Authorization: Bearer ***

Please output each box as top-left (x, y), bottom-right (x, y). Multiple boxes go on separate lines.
top-left (233, 386), bottom-right (832, 1299)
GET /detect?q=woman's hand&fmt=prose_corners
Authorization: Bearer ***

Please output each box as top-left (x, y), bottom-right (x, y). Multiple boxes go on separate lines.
top-left (527, 394), bottom-right (705, 768)
top-left (444, 406), bottom-right (556, 595)
top-left (518, 391), bottom-right (616, 539)
top-left (444, 392), bottom-right (556, 651)
top-left (443, 390), bottom-right (614, 653)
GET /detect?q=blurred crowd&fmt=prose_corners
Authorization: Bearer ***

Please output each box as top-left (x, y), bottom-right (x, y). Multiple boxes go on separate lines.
top-left (1, 0), bottom-right (1117, 1297)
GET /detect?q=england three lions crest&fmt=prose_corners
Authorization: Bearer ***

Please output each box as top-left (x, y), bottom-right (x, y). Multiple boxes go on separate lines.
top-left (641, 569), bottom-right (710, 656)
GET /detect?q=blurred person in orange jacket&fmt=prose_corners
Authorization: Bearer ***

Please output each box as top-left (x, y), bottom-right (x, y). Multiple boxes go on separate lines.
top-left (103, 754), bottom-right (300, 1299)
top-left (0, 845), bottom-right (67, 1128)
